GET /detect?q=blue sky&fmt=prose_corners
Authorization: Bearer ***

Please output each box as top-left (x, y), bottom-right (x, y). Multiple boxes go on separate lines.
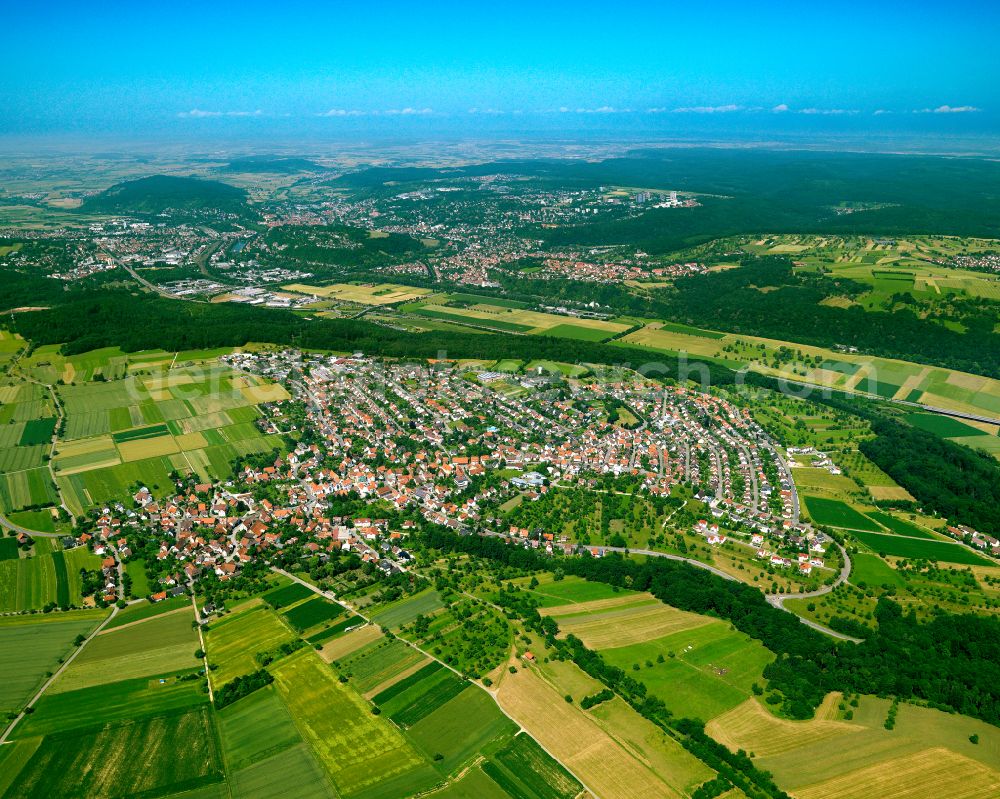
top-left (3, 0), bottom-right (998, 140)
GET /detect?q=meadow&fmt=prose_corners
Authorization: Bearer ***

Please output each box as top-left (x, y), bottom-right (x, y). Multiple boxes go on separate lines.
top-left (707, 690), bottom-right (1000, 799)
top-left (600, 616), bottom-right (775, 721)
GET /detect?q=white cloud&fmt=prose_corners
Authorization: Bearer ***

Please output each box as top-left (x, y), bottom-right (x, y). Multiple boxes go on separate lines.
top-left (177, 109), bottom-right (263, 118)
top-left (468, 107), bottom-right (504, 115)
top-left (317, 108), bottom-right (365, 117)
top-left (798, 107), bottom-right (858, 115)
top-left (873, 109), bottom-right (891, 115)
top-left (771, 103), bottom-right (789, 113)
top-left (916, 104), bottom-right (981, 114)
top-left (384, 107), bottom-right (433, 115)
top-left (672, 104), bottom-right (742, 113)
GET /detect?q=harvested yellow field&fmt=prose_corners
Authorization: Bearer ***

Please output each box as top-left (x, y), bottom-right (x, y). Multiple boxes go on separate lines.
top-left (144, 374), bottom-right (195, 391)
top-left (589, 696), bottom-right (714, 796)
top-left (706, 695), bottom-right (858, 758)
top-left (868, 485), bottom-right (916, 501)
top-left (117, 435), bottom-right (180, 462)
top-left (794, 748), bottom-right (1000, 799)
top-left (496, 665), bottom-right (686, 799)
top-left (241, 383), bottom-right (290, 404)
top-left (420, 302), bottom-right (630, 336)
top-left (540, 592), bottom-right (659, 617)
top-left (619, 327), bottom-right (723, 358)
top-left (175, 431), bottom-right (208, 450)
top-left (553, 603), bottom-right (713, 649)
top-left (56, 435), bottom-right (116, 459)
top-left (283, 282), bottom-right (433, 305)
top-left (317, 624), bottom-right (381, 663)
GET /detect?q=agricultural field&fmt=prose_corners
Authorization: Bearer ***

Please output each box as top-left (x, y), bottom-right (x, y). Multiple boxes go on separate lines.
top-left (336, 636), bottom-right (429, 694)
top-left (204, 604), bottom-right (295, 687)
top-left (51, 605), bottom-right (201, 693)
top-left (496, 655), bottom-right (711, 799)
top-left (598, 612), bottom-right (775, 721)
top-left (0, 610), bottom-right (107, 714)
top-left (851, 530), bottom-right (993, 566)
top-left (615, 310), bottom-right (1000, 425)
top-left (0, 346), bottom-right (289, 520)
top-left (802, 496), bottom-right (883, 532)
top-left (514, 572), bottom-right (639, 608)
top-left (283, 282), bottom-right (434, 305)
top-left (402, 295), bottom-right (631, 340)
top-left (539, 592), bottom-right (713, 649)
top-left (368, 587), bottom-right (446, 628)
top-left (281, 595), bottom-right (346, 631)
top-left (272, 648), bottom-right (440, 798)
top-left (13, 673), bottom-right (209, 739)
top-left (46, 361), bottom-right (287, 516)
top-left (707, 691), bottom-right (1000, 799)
top-left (3, 706), bottom-right (224, 799)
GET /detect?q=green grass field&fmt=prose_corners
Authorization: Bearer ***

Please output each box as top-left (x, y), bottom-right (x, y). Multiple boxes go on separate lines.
top-left (281, 596), bottom-right (344, 631)
top-left (539, 323), bottom-right (614, 342)
top-left (852, 531), bottom-right (993, 565)
top-left (262, 580), bottom-right (315, 609)
top-left (230, 743), bottom-right (336, 799)
top-left (338, 636), bottom-right (428, 693)
top-left (383, 667), bottom-right (468, 728)
top-left (803, 496), bottom-right (883, 531)
top-left (369, 588), bottom-right (446, 628)
top-left (904, 412), bottom-right (990, 438)
top-left (13, 674), bottom-right (207, 739)
top-left (103, 594), bottom-right (188, 629)
top-left (484, 734), bottom-right (582, 799)
top-left (517, 573), bottom-right (637, 608)
top-left (865, 511), bottom-right (938, 539)
top-left (0, 611), bottom-right (106, 713)
top-left (406, 685), bottom-right (518, 774)
top-left (52, 606), bottom-right (200, 693)
top-left (850, 553), bottom-right (907, 588)
top-left (218, 684), bottom-right (304, 770)
top-left (4, 706), bottom-right (224, 799)
top-left (601, 620), bottom-right (775, 721)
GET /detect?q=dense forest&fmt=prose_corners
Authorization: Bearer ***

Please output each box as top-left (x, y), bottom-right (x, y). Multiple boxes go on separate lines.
top-left (333, 150), bottom-right (1000, 243)
top-left (859, 415), bottom-right (1000, 532)
top-left (424, 528), bottom-right (1000, 727)
top-left (79, 175), bottom-right (250, 215)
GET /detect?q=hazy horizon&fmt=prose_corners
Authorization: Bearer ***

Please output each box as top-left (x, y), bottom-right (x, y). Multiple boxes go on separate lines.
top-left (5, 0), bottom-right (997, 149)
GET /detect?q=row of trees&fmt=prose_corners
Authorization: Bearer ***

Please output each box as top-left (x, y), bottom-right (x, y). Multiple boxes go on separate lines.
top-left (423, 527), bottom-right (1000, 728)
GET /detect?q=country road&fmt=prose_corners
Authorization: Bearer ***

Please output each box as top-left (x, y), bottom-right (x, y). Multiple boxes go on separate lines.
top-left (483, 528), bottom-right (859, 642)
top-left (271, 568), bottom-right (604, 799)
